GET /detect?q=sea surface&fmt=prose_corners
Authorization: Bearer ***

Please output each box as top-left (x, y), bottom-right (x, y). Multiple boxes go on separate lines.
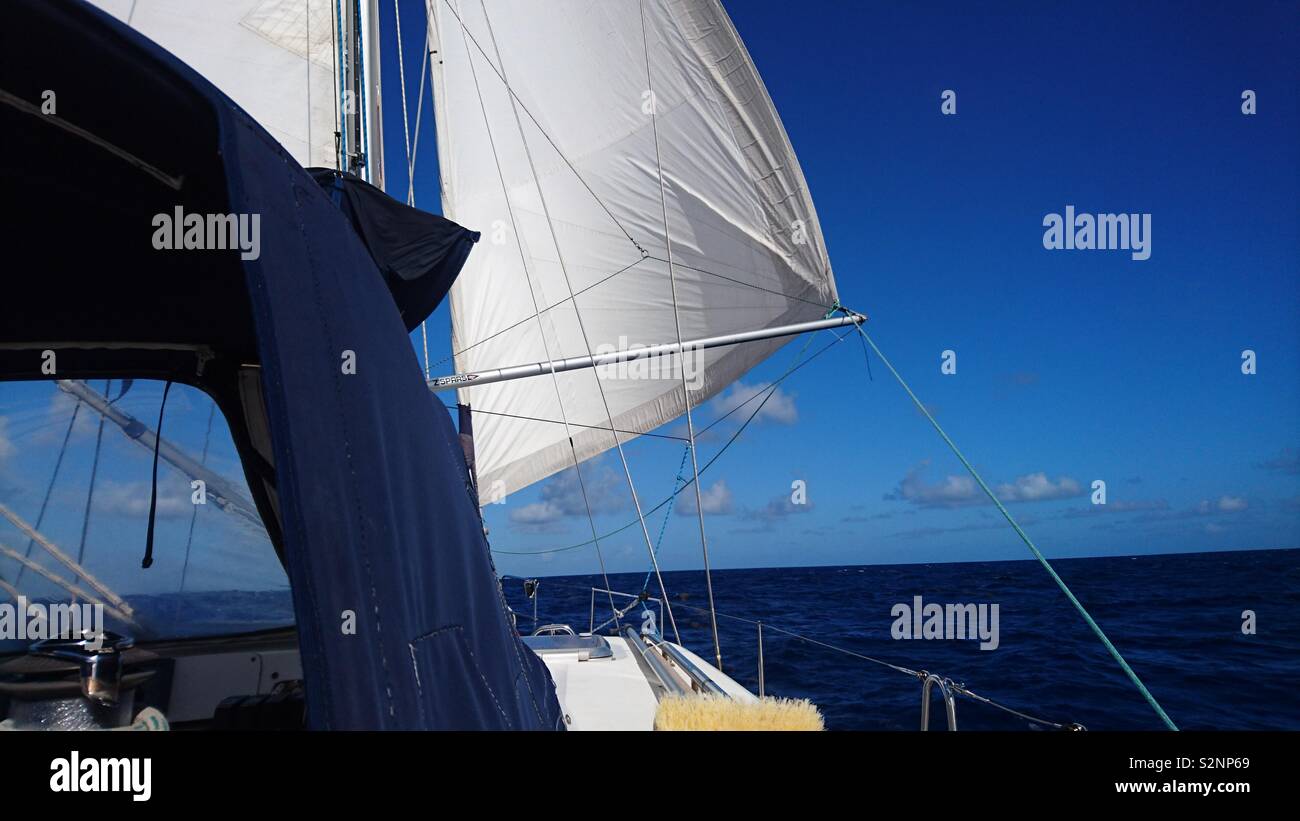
top-left (8, 549), bottom-right (1293, 730)
top-left (503, 549), bottom-right (1300, 730)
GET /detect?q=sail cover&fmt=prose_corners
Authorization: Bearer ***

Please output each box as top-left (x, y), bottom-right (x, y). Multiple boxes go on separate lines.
top-left (87, 0), bottom-right (346, 171)
top-left (430, 0), bottom-right (838, 499)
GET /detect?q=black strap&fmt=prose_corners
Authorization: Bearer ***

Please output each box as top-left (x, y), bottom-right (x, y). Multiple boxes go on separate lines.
top-left (141, 381), bottom-right (172, 569)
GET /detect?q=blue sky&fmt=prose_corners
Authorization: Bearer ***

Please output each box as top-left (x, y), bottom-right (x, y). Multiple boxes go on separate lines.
top-left (378, 0), bottom-right (1300, 577)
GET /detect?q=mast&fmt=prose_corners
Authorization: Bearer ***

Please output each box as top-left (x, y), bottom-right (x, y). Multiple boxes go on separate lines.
top-left (428, 313), bottom-right (865, 392)
top-left (340, 0), bottom-right (385, 189)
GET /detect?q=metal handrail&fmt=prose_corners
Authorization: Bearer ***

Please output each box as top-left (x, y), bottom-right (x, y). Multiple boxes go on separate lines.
top-left (919, 673), bottom-right (958, 731)
top-left (647, 630), bottom-right (727, 696)
top-left (621, 625), bottom-right (686, 696)
top-left (532, 624), bottom-right (575, 637)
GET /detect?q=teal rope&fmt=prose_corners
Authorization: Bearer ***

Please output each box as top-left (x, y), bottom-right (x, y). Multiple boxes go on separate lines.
top-left (854, 324), bottom-right (1179, 731)
top-left (642, 445), bottom-right (691, 593)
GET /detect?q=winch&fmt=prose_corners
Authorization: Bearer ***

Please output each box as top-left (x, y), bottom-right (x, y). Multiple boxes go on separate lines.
top-left (0, 630), bottom-right (157, 730)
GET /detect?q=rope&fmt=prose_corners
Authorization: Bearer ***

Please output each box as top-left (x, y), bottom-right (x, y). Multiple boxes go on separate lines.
top-left (852, 323), bottom-right (1178, 731)
top-left (642, 445), bottom-right (691, 593)
top-left (639, 0), bottom-right (721, 669)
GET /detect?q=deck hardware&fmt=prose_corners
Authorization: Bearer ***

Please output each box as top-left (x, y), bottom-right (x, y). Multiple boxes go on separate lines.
top-left (919, 672), bottom-right (958, 731)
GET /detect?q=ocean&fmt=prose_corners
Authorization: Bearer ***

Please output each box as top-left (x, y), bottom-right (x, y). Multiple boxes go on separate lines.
top-left (503, 548), bottom-right (1300, 730)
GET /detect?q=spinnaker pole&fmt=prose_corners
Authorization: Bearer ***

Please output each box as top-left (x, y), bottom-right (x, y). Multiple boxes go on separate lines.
top-left (428, 311), bottom-right (865, 392)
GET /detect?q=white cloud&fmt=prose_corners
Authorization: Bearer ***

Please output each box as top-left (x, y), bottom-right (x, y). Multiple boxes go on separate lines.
top-left (508, 459), bottom-right (627, 529)
top-left (993, 472), bottom-right (1082, 503)
top-left (509, 502), bottom-right (564, 526)
top-left (0, 416), bottom-right (13, 464)
top-left (676, 480), bottom-right (734, 516)
top-left (1212, 495), bottom-right (1248, 513)
top-left (886, 462), bottom-right (980, 508)
top-left (744, 493), bottom-right (814, 521)
top-left (888, 462), bottom-right (1082, 508)
top-left (92, 479), bottom-right (193, 519)
top-left (1257, 448), bottom-right (1299, 474)
top-left (710, 381), bottom-right (797, 425)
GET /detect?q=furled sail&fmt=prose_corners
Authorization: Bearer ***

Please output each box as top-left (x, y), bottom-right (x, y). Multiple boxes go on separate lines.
top-left (87, 0), bottom-right (382, 182)
top-left (430, 0), bottom-right (838, 499)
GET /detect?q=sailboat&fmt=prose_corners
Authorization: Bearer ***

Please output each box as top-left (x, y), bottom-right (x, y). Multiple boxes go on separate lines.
top-left (0, 0), bottom-right (1174, 732)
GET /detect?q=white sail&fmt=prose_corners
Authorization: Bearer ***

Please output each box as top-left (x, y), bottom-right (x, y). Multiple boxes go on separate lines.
top-left (430, 0), bottom-right (838, 499)
top-left (88, 0), bottom-right (383, 183)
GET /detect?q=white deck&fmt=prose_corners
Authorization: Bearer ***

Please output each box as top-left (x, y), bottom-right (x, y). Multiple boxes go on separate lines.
top-left (537, 635), bottom-right (755, 731)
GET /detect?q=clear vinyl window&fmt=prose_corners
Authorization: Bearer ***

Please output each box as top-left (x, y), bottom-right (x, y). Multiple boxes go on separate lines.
top-left (0, 379), bottom-right (292, 649)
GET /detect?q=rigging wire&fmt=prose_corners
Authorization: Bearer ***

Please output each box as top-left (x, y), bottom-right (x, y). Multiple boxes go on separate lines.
top-left (440, 403), bottom-right (690, 442)
top-left (392, 0), bottom-right (433, 377)
top-left (426, 257), bottom-right (649, 373)
top-left (643, 255), bottom-right (835, 314)
top-left (639, 0), bottom-right (721, 669)
top-left (178, 403), bottom-right (216, 596)
top-left (851, 323), bottom-right (1178, 731)
top-left (73, 379), bottom-right (111, 595)
top-left (14, 395), bottom-right (81, 587)
top-left (642, 444), bottom-right (690, 595)
top-left (668, 598), bottom-right (1071, 730)
top-left (354, 0), bottom-right (370, 183)
top-left (477, 0), bottom-right (680, 642)
top-left (333, 0), bottom-right (346, 172)
top-left (393, 0), bottom-right (414, 204)
top-left (504, 573), bottom-right (1073, 730)
top-left (492, 326), bottom-right (851, 556)
top-left (455, 0), bottom-right (622, 632)
top-left (439, 0), bottom-right (645, 255)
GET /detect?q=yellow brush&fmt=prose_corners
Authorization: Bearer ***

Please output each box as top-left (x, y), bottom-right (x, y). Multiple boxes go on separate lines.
top-left (654, 694), bottom-right (824, 731)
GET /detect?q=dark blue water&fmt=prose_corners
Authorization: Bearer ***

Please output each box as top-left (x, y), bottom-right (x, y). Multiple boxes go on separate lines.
top-left (504, 549), bottom-right (1300, 730)
top-left (11, 549), bottom-right (1290, 730)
